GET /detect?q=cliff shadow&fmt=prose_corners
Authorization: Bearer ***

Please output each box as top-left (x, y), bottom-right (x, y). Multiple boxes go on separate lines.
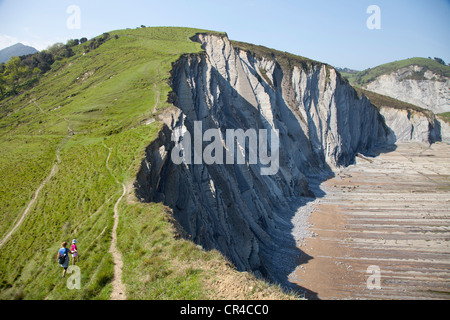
top-left (135, 55), bottom-right (401, 300)
top-left (196, 63), bottom-right (333, 299)
top-left (433, 118), bottom-right (443, 143)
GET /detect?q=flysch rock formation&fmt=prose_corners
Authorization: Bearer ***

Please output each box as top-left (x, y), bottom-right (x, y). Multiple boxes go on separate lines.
top-left (364, 65), bottom-right (450, 114)
top-left (378, 107), bottom-right (441, 144)
top-left (438, 118), bottom-right (450, 143)
top-left (134, 33), bottom-right (443, 285)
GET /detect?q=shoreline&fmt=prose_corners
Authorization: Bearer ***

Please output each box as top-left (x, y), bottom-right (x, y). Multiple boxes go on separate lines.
top-left (289, 142), bottom-right (450, 300)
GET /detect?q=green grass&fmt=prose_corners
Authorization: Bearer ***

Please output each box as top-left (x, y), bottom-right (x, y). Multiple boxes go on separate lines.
top-left (117, 201), bottom-right (209, 299)
top-left (0, 27), bottom-right (294, 300)
top-left (0, 135), bottom-right (59, 238)
top-left (437, 112), bottom-right (450, 124)
top-left (0, 26), bottom-right (204, 300)
top-left (342, 57), bottom-right (450, 86)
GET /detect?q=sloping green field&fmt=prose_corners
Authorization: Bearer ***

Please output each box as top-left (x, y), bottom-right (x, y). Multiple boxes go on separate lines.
top-left (0, 27), bottom-right (294, 300)
top-left (438, 112), bottom-right (450, 124)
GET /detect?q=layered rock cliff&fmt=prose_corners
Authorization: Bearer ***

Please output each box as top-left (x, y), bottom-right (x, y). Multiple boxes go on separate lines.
top-left (134, 34), bottom-right (422, 283)
top-left (437, 116), bottom-right (450, 143)
top-left (363, 65), bottom-right (450, 114)
top-left (379, 107), bottom-right (441, 143)
top-left (354, 88), bottom-right (442, 144)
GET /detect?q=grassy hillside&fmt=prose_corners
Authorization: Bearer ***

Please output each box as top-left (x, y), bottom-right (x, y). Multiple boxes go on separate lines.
top-left (437, 112), bottom-right (450, 124)
top-left (341, 57), bottom-right (450, 86)
top-left (0, 27), bottom-right (295, 300)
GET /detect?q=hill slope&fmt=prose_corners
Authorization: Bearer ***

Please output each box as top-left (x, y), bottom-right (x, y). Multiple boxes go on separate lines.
top-left (0, 27), bottom-right (294, 300)
top-left (0, 43), bottom-right (38, 63)
top-left (341, 58), bottom-right (450, 114)
top-left (354, 88), bottom-right (441, 143)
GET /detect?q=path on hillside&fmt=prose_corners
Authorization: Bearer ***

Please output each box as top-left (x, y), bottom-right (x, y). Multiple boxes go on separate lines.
top-left (290, 142), bottom-right (450, 299)
top-left (35, 101), bottom-right (75, 135)
top-left (0, 101), bottom-right (72, 249)
top-left (0, 150), bottom-right (60, 249)
top-left (152, 83), bottom-right (160, 114)
top-left (105, 147), bottom-right (127, 300)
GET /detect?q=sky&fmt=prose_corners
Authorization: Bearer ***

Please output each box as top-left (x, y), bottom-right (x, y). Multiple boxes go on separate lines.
top-left (0, 0), bottom-right (449, 70)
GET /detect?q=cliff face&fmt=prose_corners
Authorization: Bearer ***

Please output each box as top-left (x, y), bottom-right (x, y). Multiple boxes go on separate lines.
top-left (363, 65), bottom-right (450, 114)
top-left (379, 107), bottom-right (441, 144)
top-left (437, 117), bottom-right (450, 143)
top-left (135, 34), bottom-right (393, 283)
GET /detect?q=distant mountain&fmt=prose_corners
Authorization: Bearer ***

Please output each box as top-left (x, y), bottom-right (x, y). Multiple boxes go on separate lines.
top-left (0, 43), bottom-right (39, 63)
top-left (340, 57), bottom-right (450, 114)
top-left (335, 67), bottom-right (359, 74)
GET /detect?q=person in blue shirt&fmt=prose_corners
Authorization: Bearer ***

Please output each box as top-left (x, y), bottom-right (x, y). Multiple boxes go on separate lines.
top-left (57, 241), bottom-right (71, 277)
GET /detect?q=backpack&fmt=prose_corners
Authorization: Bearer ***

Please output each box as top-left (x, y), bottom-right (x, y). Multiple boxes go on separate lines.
top-left (58, 248), bottom-right (68, 265)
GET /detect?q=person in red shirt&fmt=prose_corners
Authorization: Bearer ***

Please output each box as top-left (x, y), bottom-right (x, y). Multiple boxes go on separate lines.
top-left (71, 239), bottom-right (80, 265)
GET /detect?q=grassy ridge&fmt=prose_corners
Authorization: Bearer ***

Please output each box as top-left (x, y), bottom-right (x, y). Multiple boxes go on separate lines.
top-left (231, 40), bottom-right (327, 73)
top-left (341, 57), bottom-right (450, 86)
top-left (0, 27), bottom-right (294, 300)
top-left (438, 112), bottom-right (450, 124)
top-left (0, 26), bottom-right (204, 299)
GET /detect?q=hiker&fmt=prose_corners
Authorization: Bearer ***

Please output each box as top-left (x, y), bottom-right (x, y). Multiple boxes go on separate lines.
top-left (57, 242), bottom-right (71, 277)
top-left (71, 239), bottom-right (79, 265)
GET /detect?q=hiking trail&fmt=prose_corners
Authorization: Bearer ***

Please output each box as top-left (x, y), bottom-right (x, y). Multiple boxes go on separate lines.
top-left (0, 100), bottom-right (72, 249)
top-left (152, 83), bottom-right (160, 114)
top-left (0, 151), bottom-right (60, 249)
top-left (105, 146), bottom-right (127, 300)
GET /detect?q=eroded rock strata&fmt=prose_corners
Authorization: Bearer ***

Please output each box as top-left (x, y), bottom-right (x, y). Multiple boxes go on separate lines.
top-left (134, 34), bottom-right (441, 283)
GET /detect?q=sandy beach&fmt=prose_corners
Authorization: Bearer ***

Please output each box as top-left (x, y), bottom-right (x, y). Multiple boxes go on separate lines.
top-left (290, 142), bottom-right (450, 300)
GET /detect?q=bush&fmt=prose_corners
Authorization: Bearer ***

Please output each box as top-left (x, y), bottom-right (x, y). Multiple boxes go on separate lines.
top-left (83, 34), bottom-right (112, 53)
top-left (0, 41), bottom-right (76, 99)
top-left (434, 57), bottom-right (446, 66)
top-left (67, 39), bottom-right (80, 47)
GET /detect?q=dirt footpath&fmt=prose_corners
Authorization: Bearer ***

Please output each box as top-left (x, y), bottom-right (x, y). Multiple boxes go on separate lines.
top-left (290, 142), bottom-right (450, 300)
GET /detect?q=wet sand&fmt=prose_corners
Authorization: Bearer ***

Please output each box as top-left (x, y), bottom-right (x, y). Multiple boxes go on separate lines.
top-left (290, 142), bottom-right (450, 299)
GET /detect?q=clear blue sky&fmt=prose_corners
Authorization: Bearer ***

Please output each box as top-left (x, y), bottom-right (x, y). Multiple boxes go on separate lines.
top-left (0, 0), bottom-right (449, 70)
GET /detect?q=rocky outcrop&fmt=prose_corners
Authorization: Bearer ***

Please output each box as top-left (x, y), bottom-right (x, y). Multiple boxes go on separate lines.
top-left (364, 65), bottom-right (450, 114)
top-left (437, 118), bottom-right (450, 143)
top-left (379, 107), bottom-right (441, 144)
top-left (135, 34), bottom-right (393, 283)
